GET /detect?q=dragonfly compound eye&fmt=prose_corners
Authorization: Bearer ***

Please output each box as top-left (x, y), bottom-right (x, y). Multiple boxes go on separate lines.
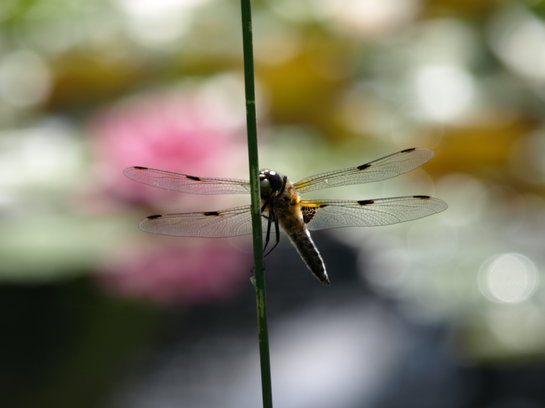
top-left (264, 170), bottom-right (283, 192)
top-left (259, 170), bottom-right (283, 198)
top-left (259, 170), bottom-right (272, 197)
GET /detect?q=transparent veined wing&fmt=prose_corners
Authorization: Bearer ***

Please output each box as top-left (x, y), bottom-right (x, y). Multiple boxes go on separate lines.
top-left (123, 167), bottom-right (251, 195)
top-left (138, 205), bottom-right (271, 237)
top-left (300, 196), bottom-right (448, 231)
top-left (294, 148), bottom-right (434, 193)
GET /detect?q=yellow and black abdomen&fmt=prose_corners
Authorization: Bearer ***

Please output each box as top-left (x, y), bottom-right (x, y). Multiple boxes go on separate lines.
top-left (276, 183), bottom-right (330, 285)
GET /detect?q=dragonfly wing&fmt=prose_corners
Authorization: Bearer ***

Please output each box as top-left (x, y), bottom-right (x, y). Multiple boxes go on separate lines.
top-left (139, 205), bottom-right (267, 237)
top-left (301, 196), bottom-right (448, 231)
top-left (294, 148), bottom-right (435, 193)
top-left (124, 167), bottom-right (251, 195)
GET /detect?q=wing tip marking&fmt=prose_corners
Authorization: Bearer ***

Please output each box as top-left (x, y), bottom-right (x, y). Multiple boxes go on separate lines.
top-left (357, 199), bottom-right (375, 205)
top-left (204, 211), bottom-right (220, 216)
top-left (401, 147), bottom-right (417, 153)
top-left (186, 175), bottom-right (201, 181)
top-left (132, 166), bottom-right (148, 170)
top-left (413, 195), bottom-right (431, 199)
top-left (357, 163), bottom-right (372, 170)
top-left (147, 214), bottom-right (163, 219)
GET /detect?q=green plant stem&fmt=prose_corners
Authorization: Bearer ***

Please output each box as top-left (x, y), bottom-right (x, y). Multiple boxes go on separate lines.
top-left (239, 0), bottom-right (273, 407)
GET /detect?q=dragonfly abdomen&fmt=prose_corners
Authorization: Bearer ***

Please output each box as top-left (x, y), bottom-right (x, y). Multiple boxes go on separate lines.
top-left (272, 181), bottom-right (330, 285)
top-left (286, 228), bottom-right (330, 285)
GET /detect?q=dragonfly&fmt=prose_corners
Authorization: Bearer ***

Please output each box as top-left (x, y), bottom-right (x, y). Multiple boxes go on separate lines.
top-left (124, 148), bottom-right (447, 285)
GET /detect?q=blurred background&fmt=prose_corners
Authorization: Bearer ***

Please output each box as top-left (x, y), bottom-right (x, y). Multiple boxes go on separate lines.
top-left (2, 0), bottom-right (545, 407)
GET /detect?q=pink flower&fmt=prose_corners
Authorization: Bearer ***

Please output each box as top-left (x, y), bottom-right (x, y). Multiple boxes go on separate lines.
top-left (89, 84), bottom-right (248, 204)
top-left (89, 80), bottom-right (255, 304)
top-left (98, 245), bottom-right (252, 304)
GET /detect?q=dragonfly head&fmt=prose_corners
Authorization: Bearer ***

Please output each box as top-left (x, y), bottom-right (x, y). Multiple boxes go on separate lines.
top-left (259, 169), bottom-right (283, 198)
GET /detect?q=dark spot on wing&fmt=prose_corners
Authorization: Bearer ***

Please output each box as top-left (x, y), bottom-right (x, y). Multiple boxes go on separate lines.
top-left (413, 195), bottom-right (431, 199)
top-left (186, 175), bottom-right (201, 181)
top-left (302, 204), bottom-right (328, 224)
top-left (204, 211), bottom-right (220, 216)
top-left (401, 147), bottom-right (416, 153)
top-left (357, 163), bottom-right (371, 170)
top-left (302, 207), bottom-right (317, 224)
top-left (147, 214), bottom-right (162, 219)
top-left (357, 199), bottom-right (375, 205)
top-left (133, 166), bottom-right (148, 170)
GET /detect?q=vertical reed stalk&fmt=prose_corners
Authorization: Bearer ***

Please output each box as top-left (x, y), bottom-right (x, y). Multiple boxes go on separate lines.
top-left (239, 0), bottom-right (273, 407)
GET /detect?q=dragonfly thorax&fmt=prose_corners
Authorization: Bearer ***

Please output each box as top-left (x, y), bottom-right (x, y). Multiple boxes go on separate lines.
top-left (259, 169), bottom-right (284, 199)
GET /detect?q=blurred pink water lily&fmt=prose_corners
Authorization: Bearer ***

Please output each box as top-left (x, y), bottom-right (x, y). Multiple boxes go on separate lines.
top-left (90, 81), bottom-right (254, 303)
top-left (90, 85), bottom-right (247, 204)
top-left (98, 245), bottom-right (252, 304)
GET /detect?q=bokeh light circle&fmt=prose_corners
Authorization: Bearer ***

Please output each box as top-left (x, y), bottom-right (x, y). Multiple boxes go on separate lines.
top-left (478, 253), bottom-right (538, 303)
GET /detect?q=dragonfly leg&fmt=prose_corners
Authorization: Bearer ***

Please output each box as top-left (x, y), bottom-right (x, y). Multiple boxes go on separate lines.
top-left (263, 211), bottom-right (273, 254)
top-left (250, 213), bottom-right (274, 275)
top-left (261, 176), bottom-right (285, 257)
top-left (259, 177), bottom-right (285, 258)
top-left (263, 207), bottom-right (280, 258)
